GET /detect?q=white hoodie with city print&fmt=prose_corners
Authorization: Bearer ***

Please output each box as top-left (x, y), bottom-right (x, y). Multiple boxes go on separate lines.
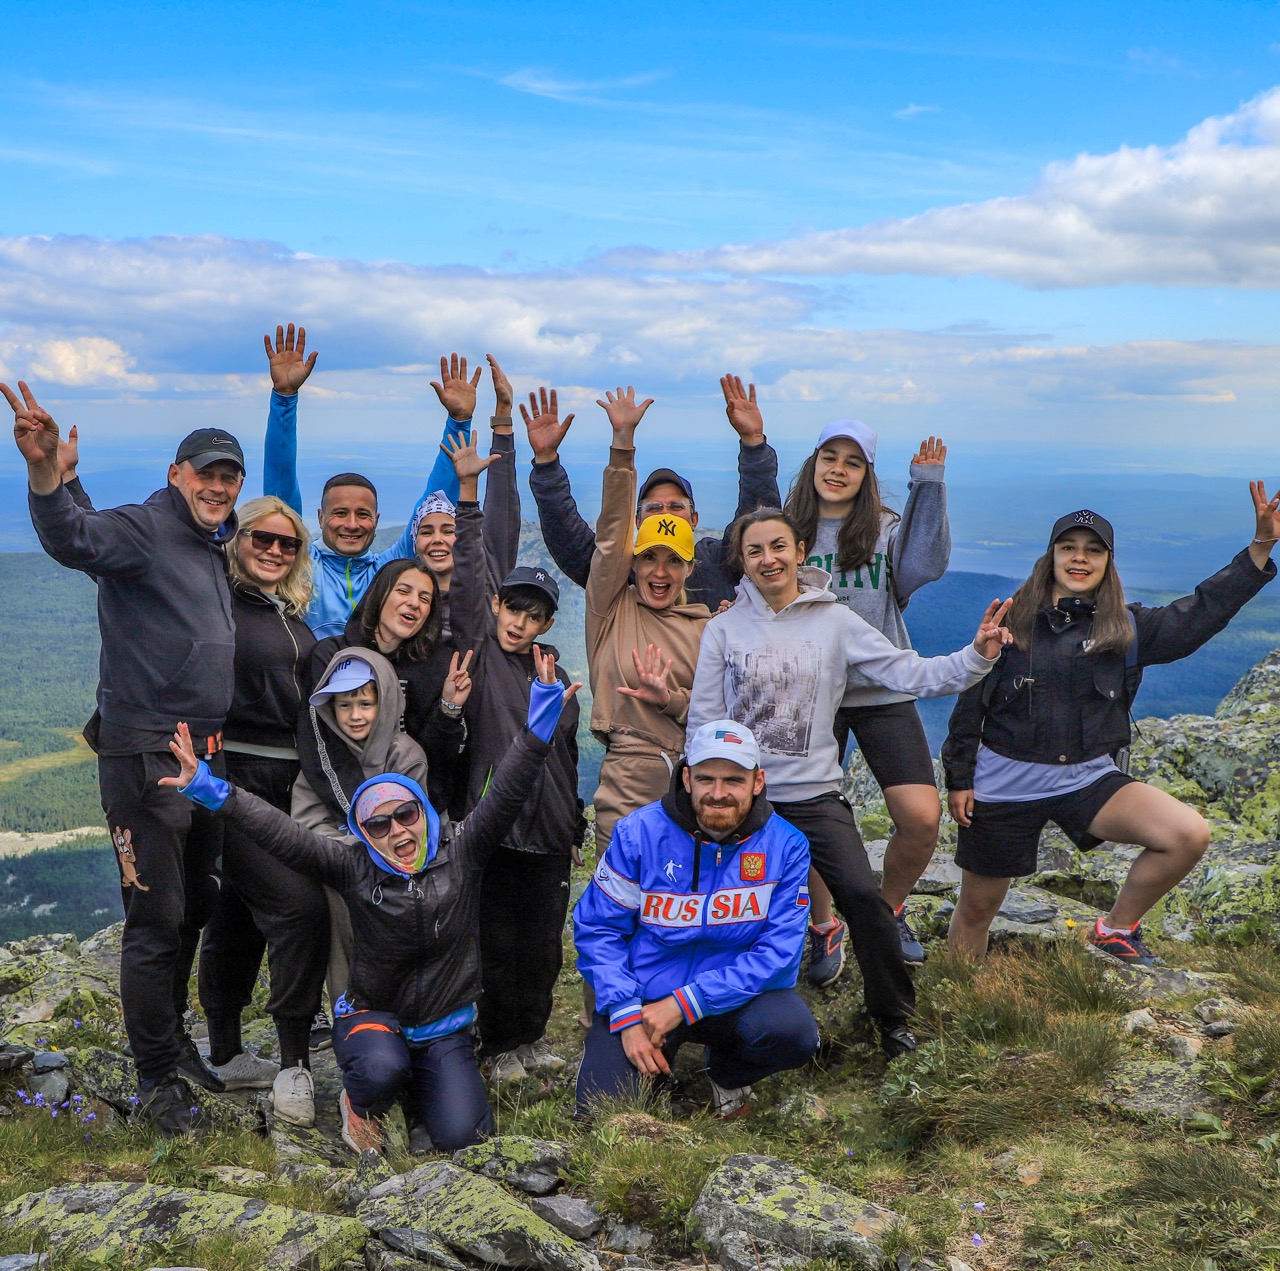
top-left (688, 566), bottom-right (995, 803)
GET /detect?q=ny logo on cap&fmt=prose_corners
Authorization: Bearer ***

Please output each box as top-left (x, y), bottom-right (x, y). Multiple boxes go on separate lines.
top-left (1073, 511), bottom-right (1095, 526)
top-left (535, 569), bottom-right (547, 582)
top-left (657, 517), bottom-right (677, 537)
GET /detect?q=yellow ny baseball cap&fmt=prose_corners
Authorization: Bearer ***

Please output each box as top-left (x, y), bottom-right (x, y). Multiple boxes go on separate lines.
top-left (633, 513), bottom-right (695, 561)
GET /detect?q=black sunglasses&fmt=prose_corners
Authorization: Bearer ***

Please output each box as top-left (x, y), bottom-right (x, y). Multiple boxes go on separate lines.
top-left (361, 799), bottom-right (423, 839)
top-left (242, 529), bottom-right (302, 556)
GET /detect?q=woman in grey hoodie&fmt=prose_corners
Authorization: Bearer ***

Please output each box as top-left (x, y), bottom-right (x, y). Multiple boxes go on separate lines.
top-left (689, 507), bottom-right (1009, 1057)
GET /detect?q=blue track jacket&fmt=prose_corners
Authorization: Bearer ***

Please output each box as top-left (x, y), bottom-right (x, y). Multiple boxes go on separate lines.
top-left (263, 389), bottom-right (466, 638)
top-left (574, 765), bottom-right (811, 1032)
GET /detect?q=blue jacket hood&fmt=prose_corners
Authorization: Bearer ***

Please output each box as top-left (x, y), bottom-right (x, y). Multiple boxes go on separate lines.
top-left (347, 772), bottom-right (441, 876)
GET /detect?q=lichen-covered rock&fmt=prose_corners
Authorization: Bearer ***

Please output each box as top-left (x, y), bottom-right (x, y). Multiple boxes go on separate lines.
top-left (356, 1161), bottom-right (600, 1270)
top-left (69, 1046), bottom-right (137, 1114)
top-left (1102, 1059), bottom-right (1220, 1124)
top-left (689, 1153), bottom-right (900, 1271)
top-left (453, 1135), bottom-right (571, 1195)
top-left (0, 1182), bottom-right (367, 1270)
top-left (529, 1195), bottom-right (602, 1241)
top-left (0, 1042), bottom-right (34, 1072)
top-left (378, 1227), bottom-right (466, 1269)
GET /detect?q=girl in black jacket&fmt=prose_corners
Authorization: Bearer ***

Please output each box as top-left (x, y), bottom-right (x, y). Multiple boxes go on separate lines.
top-left (165, 647), bottom-right (578, 1155)
top-left (942, 487), bottom-right (1279, 965)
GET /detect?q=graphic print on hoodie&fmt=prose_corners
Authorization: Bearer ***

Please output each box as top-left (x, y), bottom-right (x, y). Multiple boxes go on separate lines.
top-left (725, 640), bottom-right (822, 757)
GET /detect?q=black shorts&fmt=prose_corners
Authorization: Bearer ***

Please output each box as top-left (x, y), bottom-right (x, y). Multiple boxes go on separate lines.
top-left (834, 701), bottom-right (937, 790)
top-left (954, 770), bottom-right (1135, 879)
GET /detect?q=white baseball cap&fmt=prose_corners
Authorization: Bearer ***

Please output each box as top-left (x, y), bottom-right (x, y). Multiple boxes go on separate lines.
top-left (817, 419), bottom-right (877, 465)
top-left (685, 720), bottom-right (760, 770)
top-left (309, 656), bottom-right (376, 705)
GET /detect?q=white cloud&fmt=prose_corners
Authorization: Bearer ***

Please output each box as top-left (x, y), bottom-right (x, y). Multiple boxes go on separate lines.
top-left (893, 103), bottom-right (939, 120)
top-left (497, 68), bottom-right (666, 104)
top-left (601, 87), bottom-right (1280, 288)
top-left (0, 234), bottom-right (1276, 454)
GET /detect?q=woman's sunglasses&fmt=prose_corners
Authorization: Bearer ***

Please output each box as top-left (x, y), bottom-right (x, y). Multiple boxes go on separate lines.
top-left (241, 529), bottom-right (302, 557)
top-left (361, 799), bottom-right (423, 839)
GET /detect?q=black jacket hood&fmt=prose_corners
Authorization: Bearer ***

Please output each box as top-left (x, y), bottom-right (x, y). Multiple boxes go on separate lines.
top-left (660, 758), bottom-right (774, 846)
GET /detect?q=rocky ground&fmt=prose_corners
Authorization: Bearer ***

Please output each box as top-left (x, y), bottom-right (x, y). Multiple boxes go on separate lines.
top-left (4, 651), bottom-right (1280, 1269)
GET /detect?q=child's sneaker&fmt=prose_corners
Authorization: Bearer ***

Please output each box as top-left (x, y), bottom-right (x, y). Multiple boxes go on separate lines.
top-left (488, 1050), bottom-right (528, 1084)
top-left (894, 906), bottom-right (926, 965)
top-left (340, 1090), bottom-right (383, 1154)
top-left (1087, 919), bottom-right (1162, 967)
top-left (806, 919), bottom-right (847, 987)
top-left (517, 1040), bottom-right (567, 1074)
top-left (210, 1048), bottom-right (279, 1091)
top-left (271, 1064), bottom-right (315, 1128)
top-left (309, 1009), bottom-right (333, 1052)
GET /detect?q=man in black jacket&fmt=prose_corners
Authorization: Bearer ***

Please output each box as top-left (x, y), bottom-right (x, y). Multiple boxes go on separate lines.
top-left (523, 375), bottom-right (780, 609)
top-left (7, 378), bottom-right (243, 1136)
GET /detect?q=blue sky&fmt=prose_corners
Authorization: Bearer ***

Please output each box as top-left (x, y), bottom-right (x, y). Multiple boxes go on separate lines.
top-left (2, 0), bottom-right (1280, 516)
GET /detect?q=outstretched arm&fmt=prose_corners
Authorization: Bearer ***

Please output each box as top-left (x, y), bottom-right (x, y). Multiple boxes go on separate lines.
top-left (483, 355), bottom-right (521, 578)
top-left (524, 388), bottom-right (594, 587)
top-left (721, 374), bottom-right (780, 531)
top-left (261, 323), bottom-right (316, 514)
top-left (889, 436), bottom-right (951, 604)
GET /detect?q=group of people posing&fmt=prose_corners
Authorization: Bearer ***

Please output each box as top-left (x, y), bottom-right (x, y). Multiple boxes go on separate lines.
top-left (5, 321), bottom-right (1278, 1147)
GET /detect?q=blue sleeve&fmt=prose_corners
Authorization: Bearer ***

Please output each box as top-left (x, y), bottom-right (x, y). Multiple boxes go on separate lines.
top-left (527, 677), bottom-right (566, 743)
top-left (263, 391), bottom-right (303, 515)
top-left (177, 759), bottom-right (231, 811)
top-left (375, 414), bottom-right (468, 567)
top-left (573, 827), bottom-right (645, 1030)
top-left (678, 823), bottom-right (811, 1021)
top-left (528, 458), bottom-right (594, 588)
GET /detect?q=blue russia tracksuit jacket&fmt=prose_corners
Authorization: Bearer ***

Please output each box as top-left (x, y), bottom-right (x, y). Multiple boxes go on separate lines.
top-left (574, 769), bottom-right (812, 1032)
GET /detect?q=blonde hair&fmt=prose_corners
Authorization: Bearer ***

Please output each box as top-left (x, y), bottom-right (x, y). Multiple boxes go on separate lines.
top-left (229, 496), bottom-right (314, 617)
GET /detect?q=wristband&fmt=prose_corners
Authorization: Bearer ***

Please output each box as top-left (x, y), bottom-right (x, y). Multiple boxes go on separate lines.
top-left (439, 699), bottom-right (463, 714)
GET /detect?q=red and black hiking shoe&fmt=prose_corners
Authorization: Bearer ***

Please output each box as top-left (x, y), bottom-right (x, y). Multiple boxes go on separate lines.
top-left (1087, 919), bottom-right (1163, 967)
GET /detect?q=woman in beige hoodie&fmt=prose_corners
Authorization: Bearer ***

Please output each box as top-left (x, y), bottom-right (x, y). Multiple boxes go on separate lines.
top-left (584, 388), bottom-right (713, 853)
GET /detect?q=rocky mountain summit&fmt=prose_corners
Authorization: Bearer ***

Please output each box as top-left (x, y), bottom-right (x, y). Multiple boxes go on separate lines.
top-left (3, 650), bottom-right (1280, 1269)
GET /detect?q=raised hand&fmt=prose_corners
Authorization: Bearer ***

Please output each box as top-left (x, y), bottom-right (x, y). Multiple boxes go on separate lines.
top-left (159, 723), bottom-right (200, 789)
top-left (532, 642), bottom-right (583, 701)
top-left (973, 598), bottom-right (1014, 660)
top-left (914, 436), bottom-right (947, 466)
top-left (263, 323), bottom-right (318, 396)
top-left (441, 649), bottom-right (474, 710)
top-left (720, 374), bottom-right (764, 446)
top-left (520, 387), bottom-right (575, 463)
top-left (595, 386), bottom-right (653, 442)
top-left (616, 643), bottom-right (674, 709)
top-left (431, 353), bottom-right (482, 422)
top-left (58, 424), bottom-right (79, 485)
top-left (1248, 481), bottom-right (1280, 568)
top-left (486, 354), bottom-right (513, 418)
top-left (442, 432), bottom-right (503, 481)
top-left (3, 380), bottom-right (60, 493)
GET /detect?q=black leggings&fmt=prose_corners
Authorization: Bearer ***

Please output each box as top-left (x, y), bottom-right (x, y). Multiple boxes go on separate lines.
top-left (771, 792), bottom-right (915, 1026)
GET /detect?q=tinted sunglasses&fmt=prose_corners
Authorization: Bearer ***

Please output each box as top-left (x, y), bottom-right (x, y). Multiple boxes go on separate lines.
top-left (242, 529), bottom-right (302, 556)
top-left (361, 799), bottom-right (423, 839)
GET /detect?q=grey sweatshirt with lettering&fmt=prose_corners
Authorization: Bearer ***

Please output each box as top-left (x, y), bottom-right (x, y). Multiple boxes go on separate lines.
top-left (804, 461), bottom-right (950, 707)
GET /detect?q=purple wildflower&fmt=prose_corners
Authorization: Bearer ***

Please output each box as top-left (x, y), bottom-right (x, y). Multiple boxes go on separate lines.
top-left (972, 1233), bottom-right (984, 1247)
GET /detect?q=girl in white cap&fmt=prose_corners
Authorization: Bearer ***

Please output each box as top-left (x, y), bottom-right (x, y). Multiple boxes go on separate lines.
top-left (784, 421), bottom-right (951, 980)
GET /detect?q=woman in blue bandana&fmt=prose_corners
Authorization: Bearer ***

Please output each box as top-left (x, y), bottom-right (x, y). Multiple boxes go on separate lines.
top-left (162, 646), bottom-right (578, 1155)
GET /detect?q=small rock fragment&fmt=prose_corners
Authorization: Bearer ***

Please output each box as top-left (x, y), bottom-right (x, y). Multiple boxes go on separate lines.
top-left (530, 1195), bottom-right (603, 1241)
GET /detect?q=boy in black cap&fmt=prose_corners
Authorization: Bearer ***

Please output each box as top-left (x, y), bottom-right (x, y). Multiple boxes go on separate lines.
top-left (444, 433), bottom-right (583, 1083)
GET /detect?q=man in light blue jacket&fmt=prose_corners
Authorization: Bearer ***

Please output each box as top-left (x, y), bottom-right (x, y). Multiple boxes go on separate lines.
top-left (261, 324), bottom-right (486, 638)
top-left (574, 720), bottom-right (819, 1119)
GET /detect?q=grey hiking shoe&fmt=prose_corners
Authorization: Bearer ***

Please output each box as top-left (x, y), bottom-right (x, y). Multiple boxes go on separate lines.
top-left (806, 919), bottom-right (848, 987)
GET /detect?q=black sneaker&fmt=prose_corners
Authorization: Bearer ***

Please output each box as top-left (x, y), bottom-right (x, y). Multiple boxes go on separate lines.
top-left (310, 1008), bottom-right (333, 1052)
top-left (806, 919), bottom-right (848, 987)
top-left (137, 1073), bottom-right (211, 1138)
top-left (176, 1033), bottom-right (226, 1094)
top-left (894, 906), bottom-right (926, 965)
top-left (880, 1023), bottom-right (918, 1059)
top-left (1087, 919), bottom-right (1163, 967)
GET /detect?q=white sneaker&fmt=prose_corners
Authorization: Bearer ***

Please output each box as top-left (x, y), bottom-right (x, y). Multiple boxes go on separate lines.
top-left (271, 1063), bottom-right (315, 1128)
top-left (708, 1075), bottom-right (753, 1119)
top-left (209, 1049), bottom-right (280, 1090)
top-left (488, 1050), bottom-right (528, 1084)
top-left (517, 1039), bottom-right (567, 1074)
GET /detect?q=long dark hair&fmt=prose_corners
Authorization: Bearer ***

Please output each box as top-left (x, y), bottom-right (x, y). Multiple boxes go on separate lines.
top-left (351, 559), bottom-right (442, 663)
top-left (1006, 542), bottom-right (1131, 655)
top-left (784, 448), bottom-right (898, 572)
top-left (727, 507), bottom-right (806, 575)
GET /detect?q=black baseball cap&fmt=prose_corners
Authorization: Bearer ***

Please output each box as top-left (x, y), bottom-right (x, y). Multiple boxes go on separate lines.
top-left (175, 428), bottom-right (245, 475)
top-left (1049, 509), bottom-right (1114, 553)
top-left (639, 467), bottom-right (694, 503)
top-left (500, 564), bottom-right (560, 609)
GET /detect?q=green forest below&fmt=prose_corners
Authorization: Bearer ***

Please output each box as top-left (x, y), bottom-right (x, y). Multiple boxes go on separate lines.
top-left (0, 535), bottom-right (1276, 941)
